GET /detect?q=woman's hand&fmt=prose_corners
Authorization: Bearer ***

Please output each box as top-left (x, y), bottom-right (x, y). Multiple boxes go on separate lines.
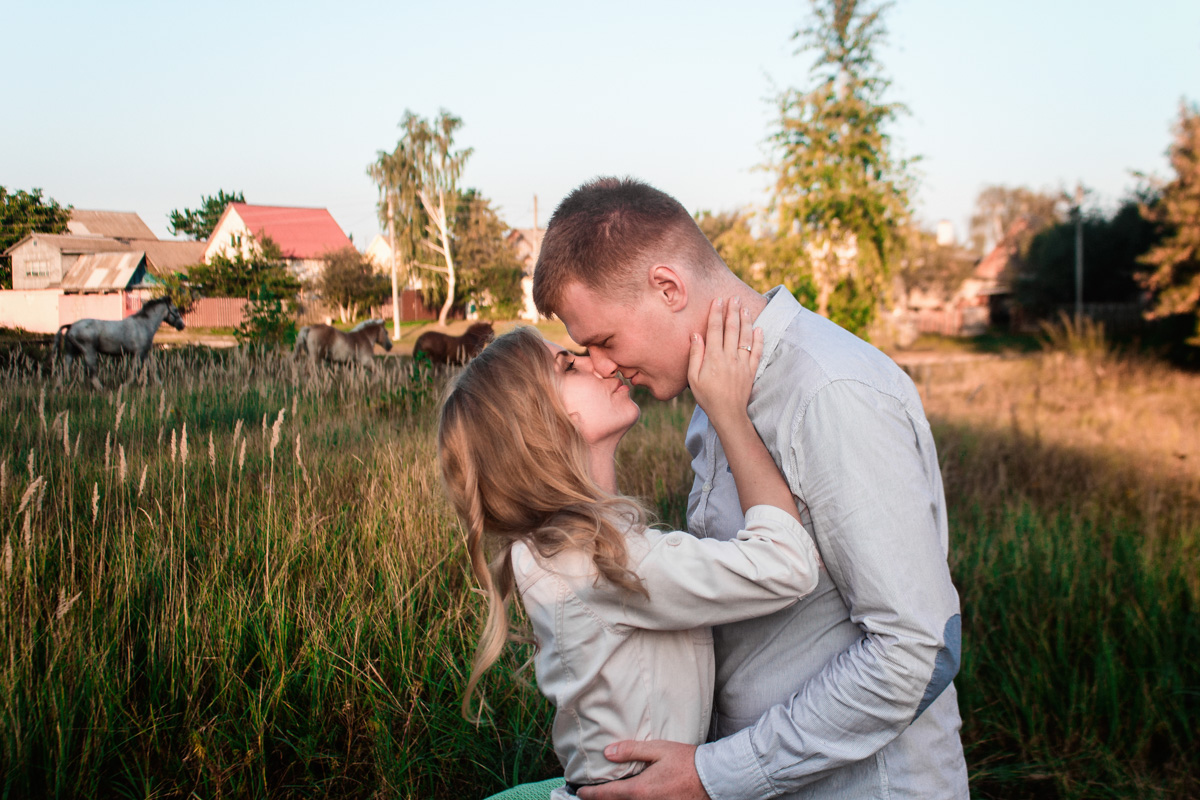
top-left (687, 296), bottom-right (763, 434)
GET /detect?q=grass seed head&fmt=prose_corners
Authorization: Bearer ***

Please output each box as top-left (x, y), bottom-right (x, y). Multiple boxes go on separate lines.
top-left (105, 432), bottom-right (111, 470)
top-left (63, 411), bottom-right (70, 457)
top-left (115, 401), bottom-right (125, 434)
top-left (91, 482), bottom-right (99, 523)
top-left (170, 429), bottom-right (177, 464)
top-left (119, 445), bottom-right (127, 483)
top-left (17, 476), bottom-right (43, 514)
top-left (208, 431), bottom-right (215, 469)
top-left (22, 512), bottom-right (31, 549)
top-left (138, 465), bottom-right (148, 499)
top-left (27, 449), bottom-right (34, 481)
top-left (181, 424), bottom-right (189, 467)
top-left (238, 438), bottom-right (247, 472)
top-left (55, 588), bottom-right (82, 620)
top-left (270, 409), bottom-right (285, 461)
top-left (37, 387), bottom-right (45, 431)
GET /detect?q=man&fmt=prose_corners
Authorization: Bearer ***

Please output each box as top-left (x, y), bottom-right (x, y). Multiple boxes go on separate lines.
top-left (529, 177), bottom-right (968, 800)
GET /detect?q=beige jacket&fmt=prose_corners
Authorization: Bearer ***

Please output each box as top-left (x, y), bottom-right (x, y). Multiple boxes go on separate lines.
top-left (511, 504), bottom-right (820, 788)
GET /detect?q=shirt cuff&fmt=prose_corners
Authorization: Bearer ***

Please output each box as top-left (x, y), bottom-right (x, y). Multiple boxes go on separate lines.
top-left (695, 727), bottom-right (776, 800)
top-left (741, 503), bottom-right (806, 539)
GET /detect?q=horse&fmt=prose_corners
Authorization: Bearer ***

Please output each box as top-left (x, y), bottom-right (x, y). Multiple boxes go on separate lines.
top-left (293, 319), bottom-right (392, 370)
top-left (54, 296), bottom-right (186, 389)
top-left (412, 321), bottom-right (494, 366)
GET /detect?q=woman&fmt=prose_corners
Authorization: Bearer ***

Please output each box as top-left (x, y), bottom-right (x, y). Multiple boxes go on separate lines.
top-left (438, 298), bottom-right (820, 797)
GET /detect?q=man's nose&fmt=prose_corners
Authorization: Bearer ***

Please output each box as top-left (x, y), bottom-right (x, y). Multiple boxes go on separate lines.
top-left (587, 351), bottom-right (619, 379)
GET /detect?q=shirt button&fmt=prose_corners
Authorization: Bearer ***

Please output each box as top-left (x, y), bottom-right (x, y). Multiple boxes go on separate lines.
top-left (702, 482), bottom-right (713, 492)
top-left (666, 534), bottom-right (682, 547)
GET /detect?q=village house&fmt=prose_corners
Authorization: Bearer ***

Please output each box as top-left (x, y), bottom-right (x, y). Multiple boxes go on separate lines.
top-left (205, 203), bottom-right (353, 283)
top-left (1, 210), bottom-right (206, 332)
top-left (506, 226), bottom-right (545, 322)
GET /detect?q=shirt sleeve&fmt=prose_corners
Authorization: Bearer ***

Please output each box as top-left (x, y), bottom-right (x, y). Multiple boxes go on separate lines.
top-left (695, 380), bottom-right (962, 799)
top-left (576, 504), bottom-right (821, 631)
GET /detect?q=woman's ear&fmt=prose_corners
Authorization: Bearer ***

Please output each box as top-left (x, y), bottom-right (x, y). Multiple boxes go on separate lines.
top-left (648, 264), bottom-right (688, 312)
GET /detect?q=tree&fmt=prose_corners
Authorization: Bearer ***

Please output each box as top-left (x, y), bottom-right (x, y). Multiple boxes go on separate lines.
top-left (169, 189), bottom-right (244, 241)
top-left (1138, 102), bottom-right (1200, 345)
top-left (768, 0), bottom-right (915, 328)
top-left (452, 189), bottom-right (526, 317)
top-left (368, 137), bottom-right (425, 338)
top-left (186, 234), bottom-right (300, 299)
top-left (968, 185), bottom-right (1062, 257)
top-left (370, 110), bottom-right (472, 327)
top-left (1012, 195), bottom-right (1159, 317)
top-left (1, 187), bottom-right (71, 288)
top-left (316, 246), bottom-right (390, 323)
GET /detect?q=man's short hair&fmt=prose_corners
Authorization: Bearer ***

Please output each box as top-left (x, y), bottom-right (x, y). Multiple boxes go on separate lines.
top-left (532, 176), bottom-right (722, 316)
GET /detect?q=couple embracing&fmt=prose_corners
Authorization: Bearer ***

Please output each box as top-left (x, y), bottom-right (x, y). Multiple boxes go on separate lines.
top-left (438, 178), bottom-right (968, 800)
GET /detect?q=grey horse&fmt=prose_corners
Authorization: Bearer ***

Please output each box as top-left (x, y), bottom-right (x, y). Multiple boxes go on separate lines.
top-left (293, 319), bottom-right (392, 370)
top-left (54, 296), bottom-right (186, 389)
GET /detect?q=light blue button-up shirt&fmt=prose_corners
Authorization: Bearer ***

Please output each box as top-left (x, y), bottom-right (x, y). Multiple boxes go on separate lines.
top-left (688, 287), bottom-right (969, 799)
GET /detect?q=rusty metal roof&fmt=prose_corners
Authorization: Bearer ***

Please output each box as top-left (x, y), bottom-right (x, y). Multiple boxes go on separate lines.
top-left (67, 210), bottom-right (157, 239)
top-left (61, 251), bottom-right (148, 292)
top-left (133, 239), bottom-right (207, 273)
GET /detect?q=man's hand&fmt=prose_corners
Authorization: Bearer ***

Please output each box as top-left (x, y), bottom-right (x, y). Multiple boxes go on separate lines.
top-left (576, 741), bottom-right (709, 800)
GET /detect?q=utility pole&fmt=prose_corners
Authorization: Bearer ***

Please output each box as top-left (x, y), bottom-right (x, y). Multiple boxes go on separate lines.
top-left (388, 193), bottom-right (400, 340)
top-left (1073, 182), bottom-right (1084, 323)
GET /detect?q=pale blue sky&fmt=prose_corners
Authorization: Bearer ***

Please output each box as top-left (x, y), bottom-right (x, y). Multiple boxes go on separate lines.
top-left (4, 1), bottom-right (1198, 248)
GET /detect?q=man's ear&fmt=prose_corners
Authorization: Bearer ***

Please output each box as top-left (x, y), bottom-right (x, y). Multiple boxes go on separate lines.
top-left (648, 265), bottom-right (688, 312)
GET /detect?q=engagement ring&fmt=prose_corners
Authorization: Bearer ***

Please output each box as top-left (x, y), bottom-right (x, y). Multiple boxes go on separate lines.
top-left (741, 345), bottom-right (752, 352)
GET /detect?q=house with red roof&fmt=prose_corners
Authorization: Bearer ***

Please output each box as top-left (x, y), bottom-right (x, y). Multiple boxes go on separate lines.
top-left (204, 203), bottom-right (354, 282)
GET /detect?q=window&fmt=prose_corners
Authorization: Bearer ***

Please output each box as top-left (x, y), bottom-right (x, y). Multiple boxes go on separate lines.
top-left (25, 258), bottom-right (51, 278)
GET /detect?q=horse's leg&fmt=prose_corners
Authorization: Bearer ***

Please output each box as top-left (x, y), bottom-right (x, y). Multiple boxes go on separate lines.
top-left (85, 349), bottom-right (103, 391)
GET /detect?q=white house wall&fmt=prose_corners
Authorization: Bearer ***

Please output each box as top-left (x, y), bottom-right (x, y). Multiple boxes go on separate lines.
top-left (10, 238), bottom-right (64, 290)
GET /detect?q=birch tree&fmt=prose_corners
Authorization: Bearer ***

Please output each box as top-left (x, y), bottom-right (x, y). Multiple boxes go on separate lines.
top-left (369, 134), bottom-right (423, 338)
top-left (369, 110), bottom-right (472, 328)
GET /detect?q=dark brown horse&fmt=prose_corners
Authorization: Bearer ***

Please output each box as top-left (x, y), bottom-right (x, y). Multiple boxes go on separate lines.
top-left (294, 319), bottom-right (392, 369)
top-left (412, 321), bottom-right (493, 365)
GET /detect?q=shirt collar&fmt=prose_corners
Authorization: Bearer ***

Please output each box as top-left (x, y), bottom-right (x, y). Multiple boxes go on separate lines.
top-left (754, 285), bottom-right (802, 380)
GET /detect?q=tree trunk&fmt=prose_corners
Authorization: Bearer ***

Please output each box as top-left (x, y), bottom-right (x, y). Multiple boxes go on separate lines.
top-left (436, 189), bottom-right (457, 327)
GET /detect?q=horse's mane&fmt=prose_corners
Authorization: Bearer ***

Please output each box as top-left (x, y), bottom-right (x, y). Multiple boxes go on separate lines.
top-left (134, 297), bottom-right (171, 318)
top-left (350, 319), bottom-right (384, 333)
top-left (463, 322), bottom-right (493, 342)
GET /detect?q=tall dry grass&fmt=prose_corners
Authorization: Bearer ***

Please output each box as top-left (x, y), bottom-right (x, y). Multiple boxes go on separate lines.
top-left (0, 333), bottom-right (1196, 799)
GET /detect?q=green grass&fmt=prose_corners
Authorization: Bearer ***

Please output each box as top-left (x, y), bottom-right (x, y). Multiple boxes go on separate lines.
top-left (0, 342), bottom-right (1196, 798)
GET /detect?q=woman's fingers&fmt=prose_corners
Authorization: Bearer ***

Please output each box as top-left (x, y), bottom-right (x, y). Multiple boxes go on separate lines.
top-left (724, 296), bottom-right (742, 355)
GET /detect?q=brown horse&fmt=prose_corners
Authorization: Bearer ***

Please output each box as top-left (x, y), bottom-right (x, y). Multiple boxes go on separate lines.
top-left (294, 319), bottom-right (392, 369)
top-left (412, 321), bottom-right (493, 365)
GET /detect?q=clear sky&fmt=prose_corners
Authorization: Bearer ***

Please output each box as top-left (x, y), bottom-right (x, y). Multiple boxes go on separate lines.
top-left (4, 0), bottom-right (1198, 249)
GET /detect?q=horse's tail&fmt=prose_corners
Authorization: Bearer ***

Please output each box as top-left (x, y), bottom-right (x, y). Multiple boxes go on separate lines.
top-left (52, 324), bottom-right (72, 363)
top-left (293, 326), bottom-right (309, 359)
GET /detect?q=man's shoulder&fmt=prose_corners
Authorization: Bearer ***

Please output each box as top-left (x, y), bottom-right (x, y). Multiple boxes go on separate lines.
top-left (765, 305), bottom-right (906, 394)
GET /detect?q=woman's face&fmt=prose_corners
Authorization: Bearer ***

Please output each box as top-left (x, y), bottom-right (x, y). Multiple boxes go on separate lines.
top-left (543, 340), bottom-right (641, 447)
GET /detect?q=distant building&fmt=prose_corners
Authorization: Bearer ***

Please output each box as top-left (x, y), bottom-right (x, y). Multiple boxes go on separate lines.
top-left (66, 209), bottom-right (158, 239)
top-left (6, 209), bottom-right (205, 292)
top-left (506, 227), bottom-right (545, 322)
top-left (0, 210), bottom-right (207, 332)
top-left (204, 203), bottom-right (353, 282)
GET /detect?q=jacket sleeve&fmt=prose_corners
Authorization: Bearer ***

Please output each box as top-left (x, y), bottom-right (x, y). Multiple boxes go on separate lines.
top-left (576, 504), bottom-right (821, 631)
top-left (695, 380), bottom-right (962, 799)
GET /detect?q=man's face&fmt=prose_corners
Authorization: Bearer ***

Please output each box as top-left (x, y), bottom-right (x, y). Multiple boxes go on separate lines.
top-left (555, 280), bottom-right (692, 401)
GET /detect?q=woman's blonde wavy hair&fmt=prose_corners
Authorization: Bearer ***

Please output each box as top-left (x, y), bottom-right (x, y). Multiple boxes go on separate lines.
top-left (437, 327), bottom-right (649, 719)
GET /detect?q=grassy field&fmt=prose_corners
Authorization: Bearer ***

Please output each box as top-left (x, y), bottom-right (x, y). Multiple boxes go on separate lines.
top-left (0, 328), bottom-right (1197, 799)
